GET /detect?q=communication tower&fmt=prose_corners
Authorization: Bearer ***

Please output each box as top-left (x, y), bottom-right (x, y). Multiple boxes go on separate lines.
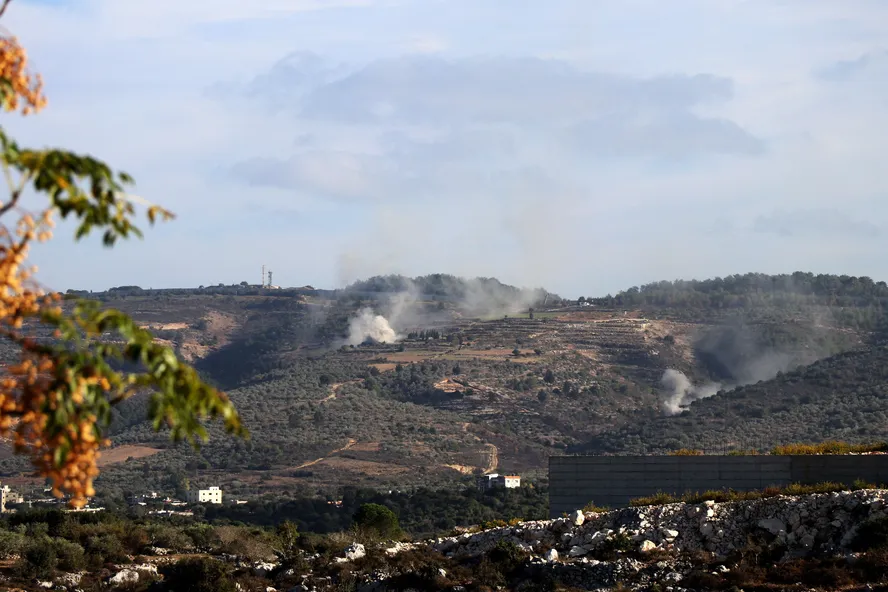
top-left (262, 265), bottom-right (266, 288)
top-left (267, 270), bottom-right (273, 287)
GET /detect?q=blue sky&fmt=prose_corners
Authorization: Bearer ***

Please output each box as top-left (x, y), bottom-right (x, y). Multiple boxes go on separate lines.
top-left (4, 0), bottom-right (887, 296)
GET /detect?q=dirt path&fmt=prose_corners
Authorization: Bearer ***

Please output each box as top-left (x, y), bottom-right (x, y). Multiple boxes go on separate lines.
top-left (292, 439), bottom-right (357, 470)
top-left (483, 443), bottom-right (498, 474)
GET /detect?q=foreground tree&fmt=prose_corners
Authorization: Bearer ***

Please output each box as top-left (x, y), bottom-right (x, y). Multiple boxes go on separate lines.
top-left (0, 2), bottom-right (244, 507)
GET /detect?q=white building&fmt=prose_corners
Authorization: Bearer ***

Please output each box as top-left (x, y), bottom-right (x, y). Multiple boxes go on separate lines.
top-left (1, 484), bottom-right (23, 512)
top-left (477, 473), bottom-right (521, 491)
top-left (187, 486), bottom-right (223, 504)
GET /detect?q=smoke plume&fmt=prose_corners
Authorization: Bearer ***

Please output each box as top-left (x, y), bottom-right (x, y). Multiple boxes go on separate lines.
top-left (345, 308), bottom-right (399, 345)
top-left (659, 369), bottom-right (721, 416)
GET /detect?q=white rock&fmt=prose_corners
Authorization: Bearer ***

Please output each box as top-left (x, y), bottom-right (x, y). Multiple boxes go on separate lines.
top-left (570, 509), bottom-right (585, 526)
top-left (253, 562), bottom-right (278, 577)
top-left (639, 540), bottom-right (657, 552)
top-left (545, 548), bottom-right (559, 562)
top-left (108, 569), bottom-right (140, 587)
top-left (661, 529), bottom-right (679, 541)
top-left (344, 543), bottom-right (366, 561)
top-left (568, 545), bottom-right (588, 557)
top-left (37, 582), bottom-right (53, 590)
top-left (55, 573), bottom-right (82, 587)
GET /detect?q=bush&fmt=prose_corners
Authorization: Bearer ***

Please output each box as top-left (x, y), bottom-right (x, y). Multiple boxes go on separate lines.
top-left (353, 503), bottom-right (402, 540)
top-left (163, 557), bottom-right (237, 592)
top-left (851, 516), bottom-right (888, 552)
top-left (18, 539), bottom-right (57, 579)
top-left (0, 529), bottom-right (26, 558)
top-left (53, 539), bottom-right (86, 572)
top-left (771, 440), bottom-right (888, 455)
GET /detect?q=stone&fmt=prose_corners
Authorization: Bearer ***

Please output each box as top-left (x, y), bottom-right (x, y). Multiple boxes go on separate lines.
top-left (570, 509), bottom-right (585, 526)
top-left (54, 573), bottom-right (82, 587)
top-left (568, 545), bottom-right (588, 557)
top-left (108, 569), bottom-right (140, 587)
top-left (758, 518), bottom-right (786, 535)
top-left (37, 582), bottom-right (53, 590)
top-left (253, 562), bottom-right (278, 577)
top-left (639, 540), bottom-right (657, 553)
top-left (700, 523), bottom-right (714, 537)
top-left (344, 543), bottom-right (366, 561)
top-left (545, 548), bottom-right (559, 562)
top-left (661, 528), bottom-right (679, 541)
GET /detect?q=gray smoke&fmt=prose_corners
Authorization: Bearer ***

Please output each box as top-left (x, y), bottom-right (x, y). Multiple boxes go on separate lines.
top-left (660, 369), bottom-right (721, 416)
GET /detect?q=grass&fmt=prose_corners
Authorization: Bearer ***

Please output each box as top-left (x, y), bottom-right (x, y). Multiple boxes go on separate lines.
top-left (770, 440), bottom-right (888, 455)
top-left (669, 448), bottom-right (704, 456)
top-left (629, 481), bottom-right (881, 507)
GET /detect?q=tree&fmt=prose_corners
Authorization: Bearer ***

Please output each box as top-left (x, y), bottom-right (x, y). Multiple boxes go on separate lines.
top-left (0, 7), bottom-right (244, 507)
top-left (543, 369), bottom-right (555, 384)
top-left (353, 503), bottom-right (402, 539)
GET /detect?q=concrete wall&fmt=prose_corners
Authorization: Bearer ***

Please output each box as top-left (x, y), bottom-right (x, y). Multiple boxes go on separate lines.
top-left (549, 455), bottom-right (888, 518)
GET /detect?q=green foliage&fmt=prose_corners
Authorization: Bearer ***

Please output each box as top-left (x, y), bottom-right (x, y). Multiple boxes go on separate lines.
top-left (353, 503), bottom-right (402, 540)
top-left (162, 557), bottom-right (238, 592)
top-left (18, 538), bottom-right (57, 579)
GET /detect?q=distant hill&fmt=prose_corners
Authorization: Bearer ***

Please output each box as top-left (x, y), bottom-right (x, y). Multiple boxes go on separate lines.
top-left (1, 271), bottom-right (886, 503)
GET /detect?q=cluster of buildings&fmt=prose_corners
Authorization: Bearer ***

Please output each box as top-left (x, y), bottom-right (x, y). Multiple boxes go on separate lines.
top-left (0, 482), bottom-right (231, 514)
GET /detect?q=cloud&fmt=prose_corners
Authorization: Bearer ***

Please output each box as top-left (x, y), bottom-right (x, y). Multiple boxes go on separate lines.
top-left (4, 0), bottom-right (887, 296)
top-left (753, 209), bottom-right (881, 239)
top-left (295, 56), bottom-right (735, 124)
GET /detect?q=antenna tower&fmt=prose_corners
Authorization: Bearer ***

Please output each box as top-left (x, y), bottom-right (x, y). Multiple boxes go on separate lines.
top-left (262, 265), bottom-right (266, 288)
top-left (268, 270), bottom-right (273, 287)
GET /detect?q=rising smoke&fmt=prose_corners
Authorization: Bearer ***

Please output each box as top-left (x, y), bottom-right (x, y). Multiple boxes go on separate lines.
top-left (659, 369), bottom-right (721, 416)
top-left (345, 308), bottom-right (399, 345)
top-left (342, 275), bottom-right (553, 345)
top-left (660, 325), bottom-right (799, 415)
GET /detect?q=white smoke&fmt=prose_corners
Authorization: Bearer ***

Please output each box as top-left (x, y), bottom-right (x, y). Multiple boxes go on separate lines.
top-left (345, 308), bottom-right (399, 345)
top-left (660, 369), bottom-right (721, 416)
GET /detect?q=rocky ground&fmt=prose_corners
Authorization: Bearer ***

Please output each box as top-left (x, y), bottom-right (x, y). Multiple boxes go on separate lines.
top-left (12, 489), bottom-right (888, 591)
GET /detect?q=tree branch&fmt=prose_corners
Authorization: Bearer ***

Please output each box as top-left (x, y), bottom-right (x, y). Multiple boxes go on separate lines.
top-left (0, 0), bottom-right (13, 20)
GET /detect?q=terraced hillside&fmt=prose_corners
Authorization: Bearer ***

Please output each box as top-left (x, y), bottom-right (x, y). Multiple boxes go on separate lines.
top-left (0, 273), bottom-right (883, 503)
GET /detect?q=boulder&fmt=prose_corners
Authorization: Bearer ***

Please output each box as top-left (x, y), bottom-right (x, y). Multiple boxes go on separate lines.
top-left (639, 540), bottom-right (657, 553)
top-left (108, 569), bottom-right (140, 587)
top-left (344, 543), bottom-right (366, 561)
top-left (758, 518), bottom-right (786, 536)
top-left (545, 548), bottom-right (559, 562)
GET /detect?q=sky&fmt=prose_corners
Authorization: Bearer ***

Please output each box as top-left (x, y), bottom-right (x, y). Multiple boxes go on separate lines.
top-left (3, 0), bottom-right (887, 297)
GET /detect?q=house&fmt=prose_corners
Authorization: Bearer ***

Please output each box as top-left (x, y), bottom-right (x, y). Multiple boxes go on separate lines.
top-left (477, 473), bottom-right (521, 491)
top-left (0, 484), bottom-right (23, 512)
top-left (186, 486), bottom-right (223, 504)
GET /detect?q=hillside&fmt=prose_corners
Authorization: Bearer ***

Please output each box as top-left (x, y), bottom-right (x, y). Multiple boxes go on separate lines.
top-left (0, 272), bottom-right (886, 503)
top-left (582, 344), bottom-right (888, 454)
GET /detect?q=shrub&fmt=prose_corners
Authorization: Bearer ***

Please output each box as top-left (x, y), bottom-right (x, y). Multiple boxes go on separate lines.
top-left (353, 503), bottom-right (402, 540)
top-left (0, 529), bottom-right (26, 558)
top-left (670, 449), bottom-right (704, 456)
top-left (53, 539), bottom-right (86, 572)
top-left (582, 502), bottom-right (609, 513)
top-left (18, 539), bottom-right (57, 579)
top-left (851, 516), bottom-right (888, 552)
top-left (162, 557), bottom-right (237, 592)
top-left (771, 440), bottom-right (888, 455)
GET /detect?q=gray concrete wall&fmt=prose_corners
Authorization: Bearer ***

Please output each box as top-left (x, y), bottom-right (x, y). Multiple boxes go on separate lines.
top-left (549, 455), bottom-right (888, 518)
